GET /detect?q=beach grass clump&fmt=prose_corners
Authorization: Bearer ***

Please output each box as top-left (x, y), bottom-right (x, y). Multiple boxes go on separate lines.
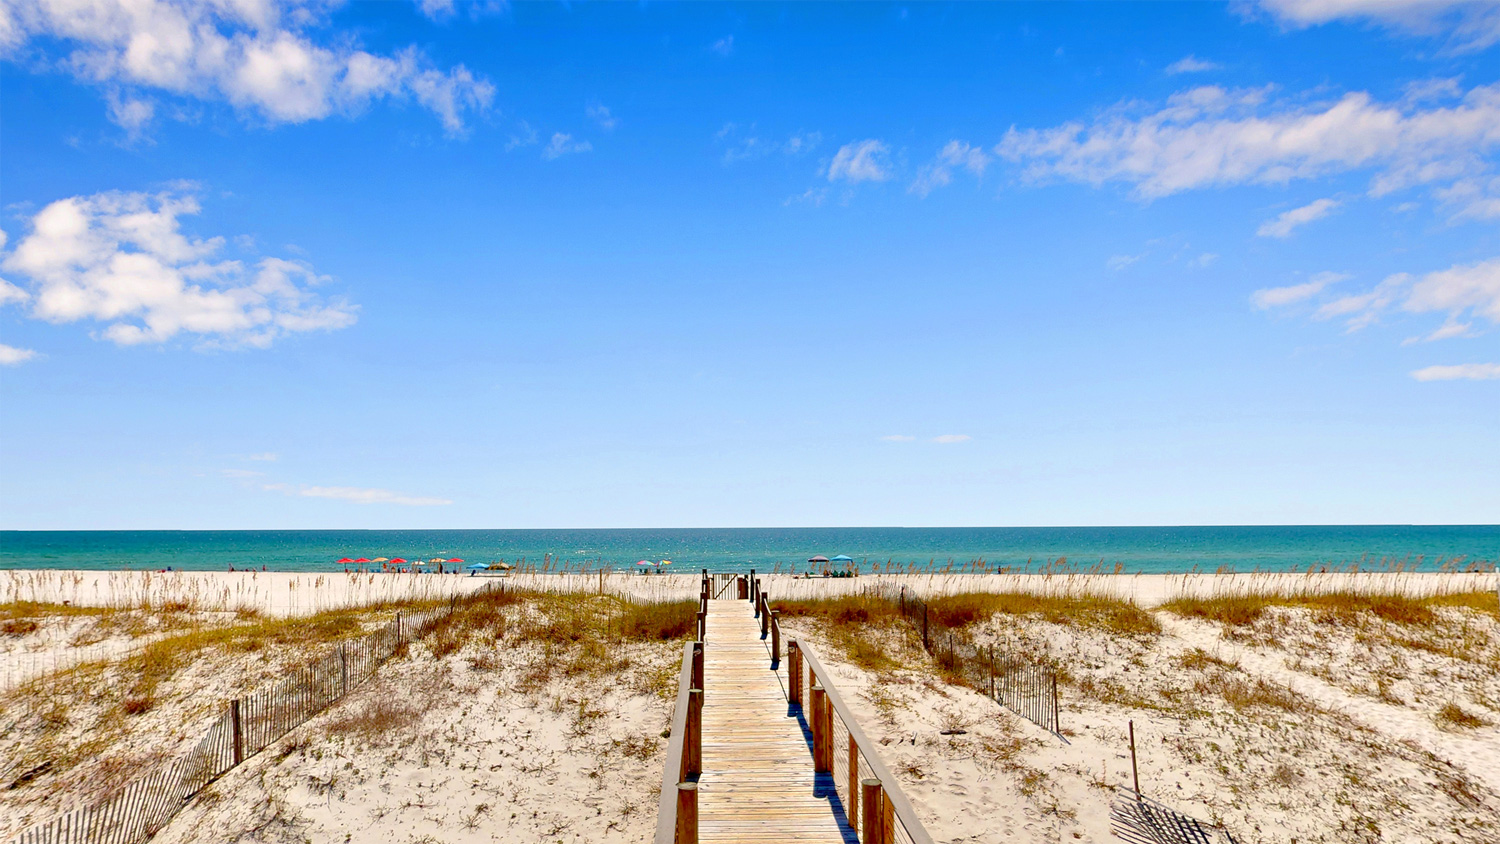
top-left (920, 592), bottom-right (1161, 636)
top-left (1434, 702), bottom-right (1493, 730)
top-left (1159, 590), bottom-right (1467, 628)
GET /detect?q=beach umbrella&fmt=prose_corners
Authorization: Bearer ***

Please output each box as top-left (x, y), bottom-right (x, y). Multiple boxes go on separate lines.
top-left (390, 558), bottom-right (407, 564)
top-left (659, 560), bottom-right (673, 566)
top-left (636, 560), bottom-right (655, 567)
top-left (465, 562), bottom-right (488, 570)
top-left (830, 555), bottom-right (853, 562)
top-left (354, 558), bottom-right (371, 563)
top-left (337, 558), bottom-right (354, 564)
top-left (429, 557), bottom-right (445, 563)
top-left (447, 558), bottom-right (464, 563)
top-left (372, 557), bottom-right (389, 563)
top-left (808, 556), bottom-right (830, 563)
top-left (489, 562), bottom-right (513, 570)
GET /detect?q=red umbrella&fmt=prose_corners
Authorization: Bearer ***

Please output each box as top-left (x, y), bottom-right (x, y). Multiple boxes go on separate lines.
top-left (390, 558), bottom-right (407, 564)
top-left (337, 558), bottom-right (353, 563)
top-left (354, 558), bottom-right (371, 563)
top-left (447, 558), bottom-right (463, 563)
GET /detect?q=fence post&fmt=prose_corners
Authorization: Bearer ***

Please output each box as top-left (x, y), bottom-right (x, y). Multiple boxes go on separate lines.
top-left (988, 644), bottom-right (995, 698)
top-left (1129, 720), bottom-right (1140, 798)
top-left (748, 569), bottom-right (755, 604)
top-left (675, 782), bottom-right (698, 844)
top-left (810, 684), bottom-right (828, 772)
top-left (696, 609), bottom-right (706, 642)
top-left (861, 779), bottom-right (884, 844)
top-left (692, 643), bottom-right (704, 703)
top-left (770, 610), bottom-right (780, 663)
top-left (395, 611), bottom-right (403, 642)
top-left (760, 593), bottom-right (769, 637)
top-left (1052, 674), bottom-right (1060, 735)
top-left (340, 643), bottom-right (348, 696)
top-left (230, 699), bottom-right (243, 765)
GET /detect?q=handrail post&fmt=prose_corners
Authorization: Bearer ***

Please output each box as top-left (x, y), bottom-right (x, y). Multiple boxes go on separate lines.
top-left (848, 733), bottom-right (860, 833)
top-left (810, 684), bottom-right (828, 772)
top-left (862, 779), bottom-right (884, 844)
top-left (788, 641), bottom-right (802, 705)
top-left (748, 569), bottom-right (755, 604)
top-left (696, 609), bottom-right (705, 642)
top-left (760, 592), bottom-right (769, 637)
top-left (675, 782), bottom-right (698, 844)
top-left (769, 610), bottom-right (780, 663)
top-left (691, 642), bottom-right (704, 693)
top-left (685, 689), bottom-right (703, 778)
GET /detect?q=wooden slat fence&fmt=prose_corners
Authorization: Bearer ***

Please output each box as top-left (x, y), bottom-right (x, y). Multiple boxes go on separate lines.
top-left (1111, 793), bottom-right (1239, 844)
top-left (11, 593), bottom-right (480, 844)
top-left (892, 585), bottom-right (1066, 742)
top-left (751, 575), bottom-right (935, 844)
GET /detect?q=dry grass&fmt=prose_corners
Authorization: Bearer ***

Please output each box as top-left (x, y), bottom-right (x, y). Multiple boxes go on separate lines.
top-left (927, 592), bottom-right (1160, 636)
top-left (1157, 590), bottom-right (1479, 628)
top-left (1434, 702), bottom-right (1493, 730)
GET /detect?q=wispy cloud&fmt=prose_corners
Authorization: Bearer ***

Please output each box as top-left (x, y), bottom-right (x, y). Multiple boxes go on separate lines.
top-left (997, 81), bottom-right (1500, 219)
top-left (246, 452), bottom-right (279, 462)
top-left (587, 102), bottom-right (617, 131)
top-left (1166, 55), bottom-right (1221, 74)
top-left (0, 343), bottom-right (38, 366)
top-left (1257, 198), bottom-right (1342, 237)
top-left (264, 483), bottom-right (453, 506)
top-left (827, 140), bottom-right (892, 184)
top-left (1410, 362), bottom-right (1500, 381)
top-left (932, 434), bottom-right (971, 444)
top-left (506, 120), bottom-right (539, 151)
top-left (1252, 271), bottom-right (1350, 309)
top-left (711, 35), bottom-right (735, 56)
top-left (910, 141), bottom-right (991, 196)
top-left (717, 124), bottom-right (822, 164)
top-left (1251, 0), bottom-right (1500, 53)
top-left (1107, 253), bottom-right (1144, 271)
top-left (542, 133), bottom-right (592, 160)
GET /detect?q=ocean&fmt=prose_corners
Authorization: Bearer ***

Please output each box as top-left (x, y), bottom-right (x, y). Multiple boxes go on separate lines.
top-left (0, 526), bottom-right (1495, 574)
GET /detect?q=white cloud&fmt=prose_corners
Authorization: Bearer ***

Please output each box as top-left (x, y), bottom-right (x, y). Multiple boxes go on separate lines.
top-left (932, 434), bottom-right (971, 444)
top-left (1257, 197), bottom-right (1342, 237)
top-left (1410, 362), bottom-right (1500, 381)
top-left (827, 140), bottom-right (892, 184)
top-left (711, 35), bottom-right (734, 56)
top-left (1252, 270), bottom-right (1350, 308)
top-left (271, 484), bottom-right (453, 506)
top-left (1190, 252), bottom-right (1220, 268)
top-left (0, 188), bottom-right (356, 349)
top-left (784, 187), bottom-right (828, 207)
top-left (1166, 55), bottom-right (1221, 74)
top-left (880, 434), bottom-right (915, 442)
top-left (2, 0), bottom-right (495, 134)
top-left (505, 119), bottom-right (538, 151)
top-left (587, 102), bottom-right (617, 131)
top-left (1107, 253), bottom-right (1144, 271)
top-left (0, 277), bottom-right (28, 306)
top-left (1403, 256), bottom-right (1500, 322)
top-left (717, 124), bottom-right (822, 163)
top-left (910, 140), bottom-right (991, 196)
top-left (997, 82), bottom-right (1500, 218)
top-left (542, 132), bottom-right (591, 160)
top-left (1253, 0), bottom-right (1500, 53)
top-left (0, 343), bottom-right (38, 365)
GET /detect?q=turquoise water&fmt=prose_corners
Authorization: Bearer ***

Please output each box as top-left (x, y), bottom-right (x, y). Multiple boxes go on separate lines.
top-left (0, 527), bottom-right (1495, 573)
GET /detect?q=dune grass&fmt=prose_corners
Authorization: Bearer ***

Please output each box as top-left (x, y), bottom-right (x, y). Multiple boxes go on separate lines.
top-left (1160, 590), bottom-right (1499, 627)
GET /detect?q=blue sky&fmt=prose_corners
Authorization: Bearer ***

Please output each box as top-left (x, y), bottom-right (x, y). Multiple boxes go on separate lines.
top-left (1, 0), bottom-right (1498, 529)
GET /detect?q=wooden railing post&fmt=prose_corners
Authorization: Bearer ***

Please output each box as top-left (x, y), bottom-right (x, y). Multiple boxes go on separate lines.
top-left (395, 611), bottom-right (403, 642)
top-left (340, 643), bottom-right (349, 696)
top-left (770, 610), bottom-right (780, 662)
top-left (230, 699), bottom-right (243, 765)
top-left (848, 733), bottom-right (860, 832)
top-left (685, 689), bottom-right (703, 778)
top-left (810, 684), bottom-right (828, 772)
top-left (1052, 674), bottom-right (1061, 734)
top-left (675, 782), bottom-right (698, 844)
top-left (862, 779), bottom-right (884, 844)
top-left (691, 642), bottom-right (704, 694)
top-left (696, 609), bottom-right (705, 641)
top-left (759, 592), bottom-right (769, 637)
top-left (747, 570), bottom-right (755, 604)
top-left (788, 641), bottom-right (802, 705)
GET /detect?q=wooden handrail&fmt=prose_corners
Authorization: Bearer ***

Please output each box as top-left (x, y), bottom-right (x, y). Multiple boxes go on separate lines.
top-left (795, 641), bottom-right (936, 844)
top-left (654, 640), bottom-right (699, 844)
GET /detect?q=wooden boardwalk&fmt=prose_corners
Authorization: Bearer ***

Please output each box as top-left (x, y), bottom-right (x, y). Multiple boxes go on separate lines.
top-left (697, 599), bottom-right (855, 844)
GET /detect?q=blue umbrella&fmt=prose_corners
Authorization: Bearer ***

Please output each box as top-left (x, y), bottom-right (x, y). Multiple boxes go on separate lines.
top-left (830, 555), bottom-right (854, 562)
top-left (465, 562), bottom-right (488, 570)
